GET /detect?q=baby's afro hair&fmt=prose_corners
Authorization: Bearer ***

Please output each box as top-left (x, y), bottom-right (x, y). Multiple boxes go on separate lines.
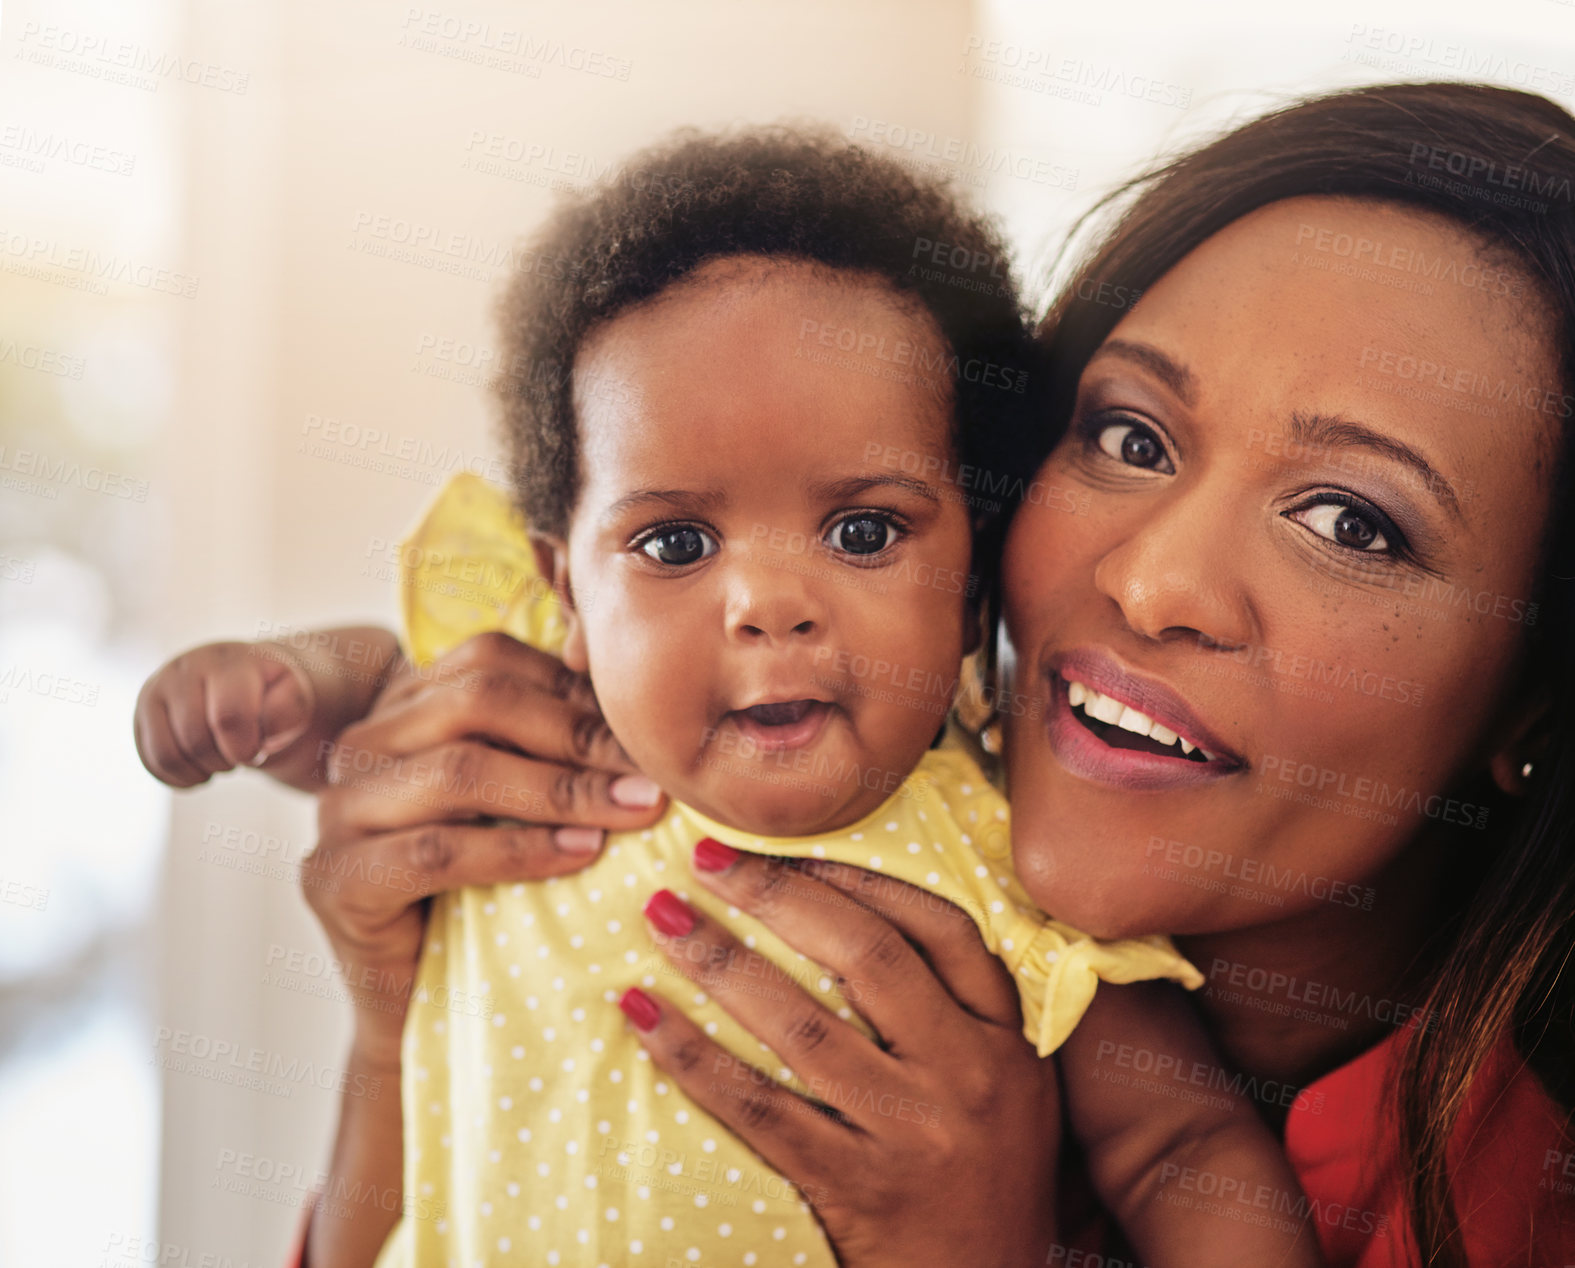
top-left (494, 124), bottom-right (1043, 538)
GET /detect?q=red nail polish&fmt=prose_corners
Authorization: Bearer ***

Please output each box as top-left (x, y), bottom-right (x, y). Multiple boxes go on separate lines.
top-left (619, 987), bottom-right (660, 1032)
top-left (693, 837), bottom-right (741, 873)
top-left (644, 889), bottom-right (695, 937)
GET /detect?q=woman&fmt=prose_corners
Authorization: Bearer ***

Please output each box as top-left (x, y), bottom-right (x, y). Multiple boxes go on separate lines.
top-left (299, 81), bottom-right (1575, 1266)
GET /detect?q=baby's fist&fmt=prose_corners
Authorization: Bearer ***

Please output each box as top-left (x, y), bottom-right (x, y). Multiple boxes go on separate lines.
top-left (134, 641), bottom-right (317, 788)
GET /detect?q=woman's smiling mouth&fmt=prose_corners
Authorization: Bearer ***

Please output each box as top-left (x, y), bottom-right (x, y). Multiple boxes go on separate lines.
top-left (1043, 649), bottom-right (1246, 791)
top-left (1066, 680), bottom-right (1214, 761)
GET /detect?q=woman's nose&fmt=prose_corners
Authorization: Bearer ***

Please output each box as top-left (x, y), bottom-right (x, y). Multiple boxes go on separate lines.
top-left (1091, 489), bottom-right (1257, 650)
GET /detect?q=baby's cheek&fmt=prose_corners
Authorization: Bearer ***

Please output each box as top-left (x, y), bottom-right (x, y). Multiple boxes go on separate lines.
top-left (617, 669), bottom-right (724, 797)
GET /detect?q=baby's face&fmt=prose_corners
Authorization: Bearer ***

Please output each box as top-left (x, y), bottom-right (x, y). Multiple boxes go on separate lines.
top-left (553, 256), bottom-right (976, 836)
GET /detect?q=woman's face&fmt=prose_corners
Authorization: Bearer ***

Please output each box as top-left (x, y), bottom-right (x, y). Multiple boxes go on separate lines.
top-left (1003, 195), bottom-right (1559, 939)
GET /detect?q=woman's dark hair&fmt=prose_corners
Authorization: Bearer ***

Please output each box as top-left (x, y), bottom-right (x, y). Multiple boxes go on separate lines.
top-left (1034, 82), bottom-right (1575, 1265)
top-left (493, 125), bottom-right (1042, 595)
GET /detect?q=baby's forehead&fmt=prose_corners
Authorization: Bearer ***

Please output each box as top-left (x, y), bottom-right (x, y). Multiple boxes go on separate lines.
top-left (572, 265), bottom-right (957, 490)
top-left (580, 252), bottom-right (946, 391)
top-left (603, 253), bottom-right (950, 350)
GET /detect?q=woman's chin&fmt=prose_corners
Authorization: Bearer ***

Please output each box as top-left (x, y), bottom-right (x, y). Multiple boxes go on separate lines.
top-left (1011, 845), bottom-right (1198, 940)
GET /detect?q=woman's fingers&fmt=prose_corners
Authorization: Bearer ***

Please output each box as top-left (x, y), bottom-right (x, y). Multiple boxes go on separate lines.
top-left (640, 881), bottom-right (935, 1116)
top-left (793, 858), bottom-right (1022, 1029)
top-left (445, 630), bottom-right (605, 714)
top-left (373, 675), bottom-right (633, 775)
top-left (322, 736), bottom-right (663, 835)
top-left (675, 847), bottom-right (1001, 1064)
top-left (369, 632), bottom-right (633, 773)
top-left (616, 986), bottom-right (852, 1196)
top-left (319, 631), bottom-right (664, 835)
top-left (303, 820), bottom-right (605, 938)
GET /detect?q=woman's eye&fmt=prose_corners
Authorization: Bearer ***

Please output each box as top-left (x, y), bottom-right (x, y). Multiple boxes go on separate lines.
top-left (828, 515), bottom-right (895, 556)
top-left (638, 527), bottom-right (717, 566)
top-left (1290, 502), bottom-right (1391, 553)
top-left (1095, 420), bottom-right (1173, 473)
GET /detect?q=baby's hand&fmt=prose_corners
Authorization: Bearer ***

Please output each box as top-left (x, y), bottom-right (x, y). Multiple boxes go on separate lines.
top-left (134, 641), bottom-right (317, 787)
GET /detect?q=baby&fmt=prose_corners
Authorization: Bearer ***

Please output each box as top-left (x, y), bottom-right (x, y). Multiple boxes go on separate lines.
top-left (138, 129), bottom-right (1326, 1266)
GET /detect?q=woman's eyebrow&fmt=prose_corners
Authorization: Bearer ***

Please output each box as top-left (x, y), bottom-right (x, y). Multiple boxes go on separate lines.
top-left (1289, 411), bottom-right (1463, 520)
top-left (1092, 339), bottom-right (1197, 406)
top-left (1092, 339), bottom-right (1464, 521)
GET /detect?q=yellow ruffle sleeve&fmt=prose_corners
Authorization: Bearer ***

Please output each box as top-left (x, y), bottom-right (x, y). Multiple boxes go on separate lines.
top-left (398, 471), bottom-right (567, 669)
top-left (1007, 921), bottom-right (1205, 1057)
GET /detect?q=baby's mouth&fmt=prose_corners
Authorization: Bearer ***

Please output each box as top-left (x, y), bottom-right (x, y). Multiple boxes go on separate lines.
top-left (725, 699), bottom-right (837, 752)
top-left (741, 699), bottom-right (819, 726)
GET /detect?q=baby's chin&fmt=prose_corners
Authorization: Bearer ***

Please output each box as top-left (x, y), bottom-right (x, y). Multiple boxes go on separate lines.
top-left (676, 774), bottom-right (887, 841)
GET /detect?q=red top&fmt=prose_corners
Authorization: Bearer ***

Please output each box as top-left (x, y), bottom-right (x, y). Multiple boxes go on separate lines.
top-left (1284, 1028), bottom-right (1574, 1265)
top-left (288, 1029), bottom-right (1573, 1267)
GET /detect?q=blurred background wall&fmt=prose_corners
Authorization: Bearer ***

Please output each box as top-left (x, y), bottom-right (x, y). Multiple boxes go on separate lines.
top-left (0, 0), bottom-right (1569, 1263)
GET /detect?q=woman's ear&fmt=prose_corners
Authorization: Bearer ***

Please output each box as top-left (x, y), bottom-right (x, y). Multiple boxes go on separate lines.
top-left (529, 533), bottom-right (588, 673)
top-left (1487, 693), bottom-right (1552, 797)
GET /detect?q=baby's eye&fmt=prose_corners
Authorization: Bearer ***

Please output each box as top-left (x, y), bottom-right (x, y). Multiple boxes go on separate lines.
top-left (826, 514), bottom-right (897, 557)
top-left (638, 526), bottom-right (717, 566)
top-left (1095, 419), bottom-right (1174, 474)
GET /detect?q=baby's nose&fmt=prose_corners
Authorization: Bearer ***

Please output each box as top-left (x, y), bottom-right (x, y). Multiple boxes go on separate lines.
top-left (723, 559), bottom-right (827, 644)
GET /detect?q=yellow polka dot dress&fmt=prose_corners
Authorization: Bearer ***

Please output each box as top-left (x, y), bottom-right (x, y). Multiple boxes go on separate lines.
top-left (372, 476), bottom-right (1203, 1267)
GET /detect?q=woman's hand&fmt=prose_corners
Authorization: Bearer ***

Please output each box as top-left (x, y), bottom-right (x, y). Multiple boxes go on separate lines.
top-left (302, 631), bottom-right (666, 1266)
top-left (307, 630), bottom-right (667, 1056)
top-left (622, 845), bottom-right (1062, 1268)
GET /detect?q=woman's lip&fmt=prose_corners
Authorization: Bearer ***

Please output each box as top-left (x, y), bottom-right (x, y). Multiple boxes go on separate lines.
top-left (1046, 647), bottom-right (1246, 767)
top-left (724, 701), bottom-right (835, 753)
top-left (1045, 678), bottom-right (1244, 791)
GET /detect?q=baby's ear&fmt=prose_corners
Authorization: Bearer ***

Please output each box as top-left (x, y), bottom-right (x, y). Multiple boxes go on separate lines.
top-left (959, 554), bottom-right (990, 658)
top-left (529, 532), bottom-right (588, 673)
top-left (961, 588), bottom-right (984, 658)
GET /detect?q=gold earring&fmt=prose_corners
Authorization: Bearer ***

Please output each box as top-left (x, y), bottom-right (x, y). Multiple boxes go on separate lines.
top-left (979, 714), bottom-right (1004, 756)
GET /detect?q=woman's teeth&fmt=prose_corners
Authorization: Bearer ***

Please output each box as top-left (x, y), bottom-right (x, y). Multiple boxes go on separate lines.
top-left (1065, 679), bottom-right (1214, 761)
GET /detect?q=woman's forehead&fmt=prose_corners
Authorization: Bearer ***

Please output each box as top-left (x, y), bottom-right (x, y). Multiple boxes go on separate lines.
top-left (1095, 195), bottom-right (1564, 502)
